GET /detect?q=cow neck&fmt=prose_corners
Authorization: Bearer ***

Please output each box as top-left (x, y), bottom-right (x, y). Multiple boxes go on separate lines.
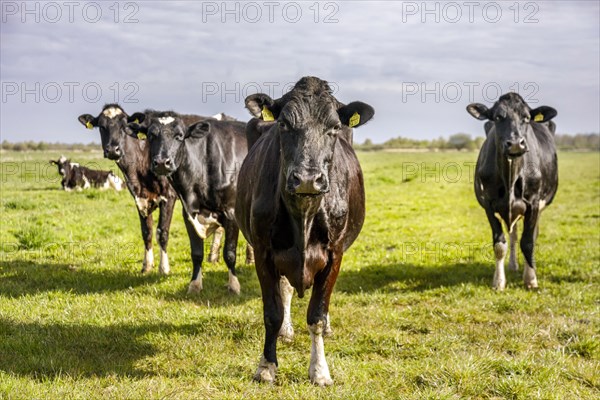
top-left (171, 140), bottom-right (208, 210)
top-left (117, 134), bottom-right (149, 174)
top-left (495, 141), bottom-right (524, 225)
top-left (279, 172), bottom-right (323, 253)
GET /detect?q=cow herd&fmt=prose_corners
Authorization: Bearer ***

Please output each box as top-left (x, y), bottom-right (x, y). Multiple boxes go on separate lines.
top-left (63, 76), bottom-right (558, 385)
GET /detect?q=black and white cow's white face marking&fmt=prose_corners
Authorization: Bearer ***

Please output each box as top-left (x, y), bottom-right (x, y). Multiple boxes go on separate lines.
top-left (50, 155), bottom-right (72, 178)
top-left (466, 93), bottom-right (557, 159)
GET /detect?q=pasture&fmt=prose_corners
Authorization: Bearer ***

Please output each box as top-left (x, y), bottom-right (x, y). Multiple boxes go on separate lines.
top-left (0, 150), bottom-right (598, 399)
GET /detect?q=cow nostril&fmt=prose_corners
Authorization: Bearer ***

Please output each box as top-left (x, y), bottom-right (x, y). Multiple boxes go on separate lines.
top-left (292, 174), bottom-right (301, 189)
top-left (165, 159), bottom-right (172, 167)
top-left (519, 138), bottom-right (526, 146)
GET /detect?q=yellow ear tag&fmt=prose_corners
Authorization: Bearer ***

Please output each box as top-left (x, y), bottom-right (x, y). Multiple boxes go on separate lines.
top-left (134, 119), bottom-right (139, 124)
top-left (349, 112), bottom-right (360, 128)
top-left (85, 121), bottom-right (93, 130)
top-left (261, 106), bottom-right (275, 122)
top-left (534, 113), bottom-right (544, 122)
top-left (137, 132), bottom-right (147, 140)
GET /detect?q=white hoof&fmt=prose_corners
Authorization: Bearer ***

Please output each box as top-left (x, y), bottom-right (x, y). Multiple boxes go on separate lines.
top-left (278, 322), bottom-right (294, 343)
top-left (523, 264), bottom-right (538, 290)
top-left (188, 279), bottom-right (203, 294)
top-left (141, 248), bottom-right (154, 273)
top-left (227, 272), bottom-right (241, 295)
top-left (492, 273), bottom-right (506, 291)
top-left (253, 355), bottom-right (276, 383)
top-left (310, 373), bottom-right (333, 387)
top-left (508, 259), bottom-right (519, 272)
top-left (158, 250), bottom-right (170, 275)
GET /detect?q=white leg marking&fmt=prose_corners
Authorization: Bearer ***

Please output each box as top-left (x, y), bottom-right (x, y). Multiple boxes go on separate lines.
top-left (523, 261), bottom-right (538, 289)
top-left (159, 248), bottom-right (170, 275)
top-left (109, 174), bottom-right (123, 191)
top-left (188, 275), bottom-right (203, 294)
top-left (493, 242), bottom-right (508, 290)
top-left (278, 276), bottom-right (294, 342)
top-left (82, 176), bottom-right (90, 189)
top-left (208, 227), bottom-right (223, 263)
top-left (142, 248), bottom-right (154, 273)
top-left (539, 199), bottom-right (546, 211)
top-left (186, 212), bottom-right (220, 240)
top-left (135, 197), bottom-right (150, 218)
top-left (324, 313), bottom-right (333, 337)
top-left (308, 321), bottom-right (333, 386)
top-left (102, 179), bottom-right (110, 190)
top-left (227, 270), bottom-right (240, 295)
top-left (253, 355), bottom-right (277, 383)
top-left (508, 225), bottom-right (519, 272)
top-left (245, 245), bottom-right (255, 265)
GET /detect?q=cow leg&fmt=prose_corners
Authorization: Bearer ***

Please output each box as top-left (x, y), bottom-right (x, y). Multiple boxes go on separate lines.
top-left (486, 209), bottom-right (507, 290)
top-left (208, 227), bottom-right (223, 264)
top-left (156, 197), bottom-right (175, 275)
top-left (221, 219), bottom-right (241, 294)
top-left (306, 252), bottom-right (342, 386)
top-left (245, 245), bottom-right (255, 265)
top-left (254, 251), bottom-right (282, 384)
top-left (508, 224), bottom-right (519, 272)
top-left (278, 276), bottom-right (294, 342)
top-left (139, 212), bottom-right (154, 274)
top-left (521, 207), bottom-right (540, 290)
top-left (182, 209), bottom-right (204, 293)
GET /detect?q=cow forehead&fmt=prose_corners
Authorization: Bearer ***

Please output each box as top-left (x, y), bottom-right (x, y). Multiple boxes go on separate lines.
top-left (157, 116), bottom-right (175, 125)
top-left (102, 107), bottom-right (124, 119)
top-left (282, 95), bottom-right (339, 125)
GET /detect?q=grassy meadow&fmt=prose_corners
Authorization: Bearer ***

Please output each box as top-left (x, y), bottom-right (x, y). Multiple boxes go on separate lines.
top-left (0, 150), bottom-right (598, 399)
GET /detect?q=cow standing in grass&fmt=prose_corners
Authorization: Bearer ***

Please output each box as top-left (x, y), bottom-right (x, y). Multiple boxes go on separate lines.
top-left (236, 77), bottom-right (374, 385)
top-left (50, 155), bottom-right (123, 191)
top-left (467, 93), bottom-right (558, 290)
top-left (126, 111), bottom-right (251, 294)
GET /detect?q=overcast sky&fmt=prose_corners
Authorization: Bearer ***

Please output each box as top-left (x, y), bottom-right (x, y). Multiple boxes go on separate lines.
top-left (1, 1), bottom-right (598, 144)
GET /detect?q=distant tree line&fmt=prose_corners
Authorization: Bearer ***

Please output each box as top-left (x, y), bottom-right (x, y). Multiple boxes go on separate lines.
top-left (0, 141), bottom-right (101, 152)
top-left (355, 133), bottom-right (599, 151)
top-left (1, 133), bottom-right (598, 152)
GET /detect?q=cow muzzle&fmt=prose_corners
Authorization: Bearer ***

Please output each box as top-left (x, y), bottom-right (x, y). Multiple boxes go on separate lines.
top-left (504, 137), bottom-right (527, 158)
top-left (152, 157), bottom-right (175, 176)
top-left (286, 170), bottom-right (329, 196)
top-left (104, 145), bottom-right (122, 160)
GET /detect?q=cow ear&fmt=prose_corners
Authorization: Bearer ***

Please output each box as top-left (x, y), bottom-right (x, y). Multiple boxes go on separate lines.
top-left (466, 103), bottom-right (490, 120)
top-left (127, 112), bottom-right (146, 124)
top-left (186, 121), bottom-right (211, 139)
top-left (245, 93), bottom-right (278, 121)
top-left (338, 101), bottom-right (374, 128)
top-left (529, 106), bottom-right (557, 123)
top-left (78, 114), bottom-right (97, 129)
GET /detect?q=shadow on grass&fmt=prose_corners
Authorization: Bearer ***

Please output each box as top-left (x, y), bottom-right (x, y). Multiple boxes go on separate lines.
top-left (336, 262), bottom-right (493, 293)
top-left (0, 259), bottom-right (261, 307)
top-left (0, 317), bottom-right (255, 379)
top-left (0, 259), bottom-right (164, 297)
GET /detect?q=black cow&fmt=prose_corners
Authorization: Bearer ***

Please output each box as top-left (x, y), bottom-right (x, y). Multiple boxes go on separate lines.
top-left (127, 111), bottom-right (250, 294)
top-left (467, 92), bottom-right (558, 290)
top-left (77, 104), bottom-right (186, 275)
top-left (50, 155), bottom-right (123, 191)
top-left (236, 76), bottom-right (374, 385)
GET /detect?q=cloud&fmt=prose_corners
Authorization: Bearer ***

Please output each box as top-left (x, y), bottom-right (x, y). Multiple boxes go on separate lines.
top-left (1, 0), bottom-right (598, 144)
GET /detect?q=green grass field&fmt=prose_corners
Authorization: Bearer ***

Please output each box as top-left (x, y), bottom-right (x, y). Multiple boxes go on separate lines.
top-left (1, 150), bottom-right (598, 399)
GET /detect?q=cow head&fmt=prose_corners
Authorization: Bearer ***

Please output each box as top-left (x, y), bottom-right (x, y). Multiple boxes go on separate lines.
top-left (245, 76), bottom-right (374, 196)
top-left (78, 104), bottom-right (133, 161)
top-left (49, 155), bottom-right (70, 178)
top-left (467, 93), bottom-right (557, 158)
top-left (126, 111), bottom-right (190, 176)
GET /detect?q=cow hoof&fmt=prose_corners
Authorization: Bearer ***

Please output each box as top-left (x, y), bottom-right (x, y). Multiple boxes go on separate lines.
top-left (324, 325), bottom-right (333, 337)
top-left (141, 265), bottom-right (153, 274)
top-left (187, 280), bottom-right (203, 294)
top-left (508, 261), bottom-right (519, 272)
top-left (524, 280), bottom-right (539, 290)
top-left (253, 356), bottom-right (276, 384)
top-left (309, 373), bottom-right (333, 387)
top-left (278, 322), bottom-right (294, 343)
top-left (208, 254), bottom-right (219, 264)
top-left (227, 273), bottom-right (241, 295)
top-left (245, 257), bottom-right (255, 265)
top-left (492, 279), bottom-right (506, 291)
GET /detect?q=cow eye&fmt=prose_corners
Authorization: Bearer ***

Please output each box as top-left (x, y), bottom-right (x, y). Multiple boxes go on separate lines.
top-left (494, 115), bottom-right (502, 122)
top-left (328, 124), bottom-right (341, 136)
top-left (523, 117), bottom-right (530, 124)
top-left (278, 120), bottom-right (289, 131)
top-left (149, 126), bottom-right (160, 136)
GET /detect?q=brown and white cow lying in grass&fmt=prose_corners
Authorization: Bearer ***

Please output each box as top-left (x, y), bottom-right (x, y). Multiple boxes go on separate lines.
top-left (50, 155), bottom-right (123, 191)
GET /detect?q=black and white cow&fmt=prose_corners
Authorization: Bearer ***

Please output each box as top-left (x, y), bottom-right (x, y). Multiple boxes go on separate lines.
top-left (237, 77), bottom-right (374, 385)
top-left (467, 92), bottom-right (558, 290)
top-left (127, 111), bottom-right (250, 294)
top-left (50, 155), bottom-right (123, 191)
